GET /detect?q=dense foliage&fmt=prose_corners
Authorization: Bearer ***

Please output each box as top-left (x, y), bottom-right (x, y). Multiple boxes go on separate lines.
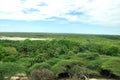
top-left (0, 33), bottom-right (120, 80)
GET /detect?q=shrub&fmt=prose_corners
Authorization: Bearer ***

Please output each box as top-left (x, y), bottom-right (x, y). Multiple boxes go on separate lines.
top-left (107, 46), bottom-right (120, 56)
top-left (46, 58), bottom-right (60, 66)
top-left (51, 59), bottom-right (84, 77)
top-left (98, 45), bottom-right (120, 56)
top-left (29, 68), bottom-right (55, 80)
top-left (77, 52), bottom-right (99, 60)
top-left (0, 45), bottom-right (4, 61)
top-left (28, 62), bottom-right (50, 74)
top-left (0, 62), bottom-right (25, 80)
top-left (70, 65), bottom-right (89, 75)
top-left (86, 43), bottom-right (101, 52)
top-left (101, 58), bottom-right (120, 77)
top-left (0, 71), bottom-right (4, 80)
top-left (0, 47), bottom-right (19, 62)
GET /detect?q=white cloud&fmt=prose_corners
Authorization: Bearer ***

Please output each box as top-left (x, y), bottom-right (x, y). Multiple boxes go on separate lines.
top-left (0, 0), bottom-right (120, 26)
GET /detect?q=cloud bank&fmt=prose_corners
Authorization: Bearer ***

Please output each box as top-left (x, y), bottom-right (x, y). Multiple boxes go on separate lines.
top-left (0, 0), bottom-right (120, 26)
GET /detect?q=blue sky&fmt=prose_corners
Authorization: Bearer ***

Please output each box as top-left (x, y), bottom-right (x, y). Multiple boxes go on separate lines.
top-left (0, 0), bottom-right (120, 35)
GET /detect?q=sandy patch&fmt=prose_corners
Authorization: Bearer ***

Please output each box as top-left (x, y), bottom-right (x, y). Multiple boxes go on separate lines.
top-left (0, 36), bottom-right (52, 41)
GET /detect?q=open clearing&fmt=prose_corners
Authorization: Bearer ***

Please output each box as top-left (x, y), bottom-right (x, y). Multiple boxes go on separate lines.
top-left (0, 36), bottom-right (52, 41)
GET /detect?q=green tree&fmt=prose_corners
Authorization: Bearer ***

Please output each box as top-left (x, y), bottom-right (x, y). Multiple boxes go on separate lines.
top-left (0, 62), bottom-right (25, 80)
top-left (0, 45), bottom-right (4, 61)
top-left (102, 58), bottom-right (120, 77)
top-left (2, 47), bottom-right (19, 62)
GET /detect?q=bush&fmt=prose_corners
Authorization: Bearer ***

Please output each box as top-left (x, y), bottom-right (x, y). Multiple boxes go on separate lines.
top-left (51, 59), bottom-right (84, 77)
top-left (77, 52), bottom-right (99, 60)
top-left (98, 45), bottom-right (120, 56)
top-left (29, 68), bottom-right (55, 80)
top-left (0, 71), bottom-right (4, 80)
top-left (70, 65), bottom-right (90, 75)
top-left (0, 47), bottom-right (19, 62)
top-left (46, 58), bottom-right (60, 66)
top-left (101, 58), bottom-right (120, 77)
top-left (0, 45), bottom-right (4, 61)
top-left (107, 46), bottom-right (120, 56)
top-left (0, 62), bottom-right (25, 80)
top-left (28, 62), bottom-right (51, 74)
top-left (86, 43), bottom-right (101, 52)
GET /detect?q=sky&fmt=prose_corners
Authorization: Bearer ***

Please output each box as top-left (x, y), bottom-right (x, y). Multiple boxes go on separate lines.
top-left (0, 0), bottom-right (120, 35)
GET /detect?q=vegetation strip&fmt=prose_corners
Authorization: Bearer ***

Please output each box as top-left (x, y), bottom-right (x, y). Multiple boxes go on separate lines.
top-left (0, 33), bottom-right (120, 80)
